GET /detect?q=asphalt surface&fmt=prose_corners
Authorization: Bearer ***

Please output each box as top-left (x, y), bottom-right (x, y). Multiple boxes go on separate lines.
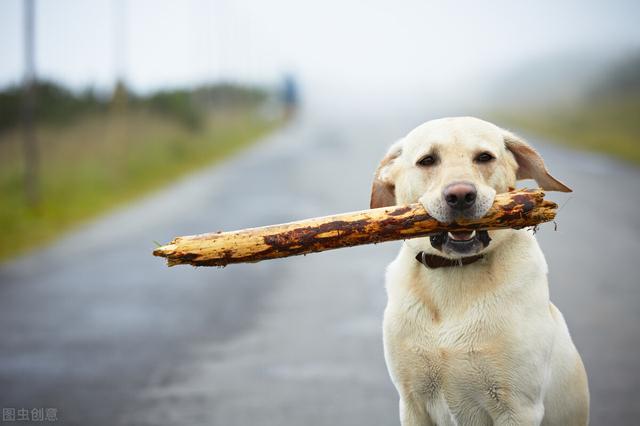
top-left (0, 110), bottom-right (639, 425)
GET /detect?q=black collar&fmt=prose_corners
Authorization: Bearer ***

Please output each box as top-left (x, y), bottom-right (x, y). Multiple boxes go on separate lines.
top-left (415, 251), bottom-right (484, 269)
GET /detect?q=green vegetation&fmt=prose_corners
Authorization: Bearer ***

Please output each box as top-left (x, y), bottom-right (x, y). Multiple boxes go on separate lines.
top-left (497, 98), bottom-right (640, 164)
top-left (0, 81), bottom-right (104, 130)
top-left (0, 80), bottom-right (270, 131)
top-left (0, 82), bottom-right (281, 260)
top-left (495, 53), bottom-right (640, 165)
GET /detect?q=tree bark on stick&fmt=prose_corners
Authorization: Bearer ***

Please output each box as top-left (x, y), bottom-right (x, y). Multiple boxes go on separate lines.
top-left (153, 189), bottom-right (557, 267)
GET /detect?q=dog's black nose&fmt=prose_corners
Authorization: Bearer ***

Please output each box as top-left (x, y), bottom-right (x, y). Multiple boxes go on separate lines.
top-left (443, 182), bottom-right (477, 211)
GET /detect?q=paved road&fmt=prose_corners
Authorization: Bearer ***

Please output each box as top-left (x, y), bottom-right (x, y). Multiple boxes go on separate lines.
top-left (0, 110), bottom-right (638, 425)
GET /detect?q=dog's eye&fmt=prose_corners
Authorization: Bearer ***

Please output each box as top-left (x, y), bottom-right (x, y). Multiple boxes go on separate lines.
top-left (475, 152), bottom-right (495, 163)
top-left (417, 155), bottom-right (437, 166)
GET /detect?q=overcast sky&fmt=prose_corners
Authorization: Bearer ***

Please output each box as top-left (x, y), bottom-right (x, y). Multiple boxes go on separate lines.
top-left (1, 0), bottom-right (639, 105)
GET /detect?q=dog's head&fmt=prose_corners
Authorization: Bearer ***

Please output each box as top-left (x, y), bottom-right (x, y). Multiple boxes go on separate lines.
top-left (370, 117), bottom-right (571, 259)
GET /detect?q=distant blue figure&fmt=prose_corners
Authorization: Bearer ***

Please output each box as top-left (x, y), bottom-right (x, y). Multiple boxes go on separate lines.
top-left (282, 74), bottom-right (299, 118)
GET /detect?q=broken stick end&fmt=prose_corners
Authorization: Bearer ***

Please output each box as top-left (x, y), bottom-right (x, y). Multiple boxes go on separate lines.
top-left (153, 243), bottom-right (177, 258)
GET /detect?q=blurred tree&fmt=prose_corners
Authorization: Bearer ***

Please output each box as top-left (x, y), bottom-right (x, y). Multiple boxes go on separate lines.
top-left (145, 89), bottom-right (201, 130)
top-left (110, 80), bottom-right (129, 112)
top-left (0, 81), bottom-right (104, 131)
top-left (591, 52), bottom-right (640, 100)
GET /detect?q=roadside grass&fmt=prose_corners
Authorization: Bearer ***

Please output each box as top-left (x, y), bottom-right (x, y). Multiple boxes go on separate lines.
top-left (494, 97), bottom-right (640, 165)
top-left (0, 109), bottom-right (280, 260)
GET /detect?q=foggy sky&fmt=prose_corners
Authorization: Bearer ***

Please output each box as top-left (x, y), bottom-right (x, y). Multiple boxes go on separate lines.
top-left (1, 0), bottom-right (639, 104)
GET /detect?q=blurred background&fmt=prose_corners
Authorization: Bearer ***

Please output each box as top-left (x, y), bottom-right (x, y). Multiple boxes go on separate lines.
top-left (0, 0), bottom-right (638, 425)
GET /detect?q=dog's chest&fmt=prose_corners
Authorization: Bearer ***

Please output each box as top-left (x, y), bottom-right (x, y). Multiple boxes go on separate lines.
top-left (384, 306), bottom-right (507, 423)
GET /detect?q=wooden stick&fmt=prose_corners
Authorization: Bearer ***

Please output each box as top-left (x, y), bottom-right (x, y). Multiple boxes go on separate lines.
top-left (153, 189), bottom-right (556, 267)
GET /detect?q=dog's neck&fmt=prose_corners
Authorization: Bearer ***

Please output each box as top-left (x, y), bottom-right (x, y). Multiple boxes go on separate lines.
top-left (401, 231), bottom-right (546, 315)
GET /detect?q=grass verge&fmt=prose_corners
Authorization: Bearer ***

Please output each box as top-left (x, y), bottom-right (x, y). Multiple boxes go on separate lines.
top-left (494, 97), bottom-right (640, 165)
top-left (0, 109), bottom-right (281, 260)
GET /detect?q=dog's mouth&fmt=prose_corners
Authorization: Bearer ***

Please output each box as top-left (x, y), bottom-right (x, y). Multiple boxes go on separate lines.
top-left (430, 230), bottom-right (491, 256)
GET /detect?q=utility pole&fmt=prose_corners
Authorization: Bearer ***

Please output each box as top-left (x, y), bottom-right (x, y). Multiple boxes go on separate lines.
top-left (111, 0), bottom-right (127, 109)
top-left (22, 0), bottom-right (39, 208)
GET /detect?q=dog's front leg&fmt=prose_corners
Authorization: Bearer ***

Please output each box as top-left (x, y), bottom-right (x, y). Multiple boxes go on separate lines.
top-left (399, 396), bottom-right (433, 426)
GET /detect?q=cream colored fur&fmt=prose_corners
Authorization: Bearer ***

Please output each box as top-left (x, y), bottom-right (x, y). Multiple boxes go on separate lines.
top-left (374, 117), bottom-right (589, 425)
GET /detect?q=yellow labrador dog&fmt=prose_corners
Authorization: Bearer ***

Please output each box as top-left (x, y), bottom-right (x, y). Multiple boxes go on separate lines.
top-left (372, 117), bottom-right (589, 425)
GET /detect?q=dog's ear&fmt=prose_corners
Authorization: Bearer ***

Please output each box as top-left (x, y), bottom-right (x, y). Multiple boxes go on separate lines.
top-left (370, 140), bottom-right (403, 208)
top-left (503, 131), bottom-right (572, 192)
